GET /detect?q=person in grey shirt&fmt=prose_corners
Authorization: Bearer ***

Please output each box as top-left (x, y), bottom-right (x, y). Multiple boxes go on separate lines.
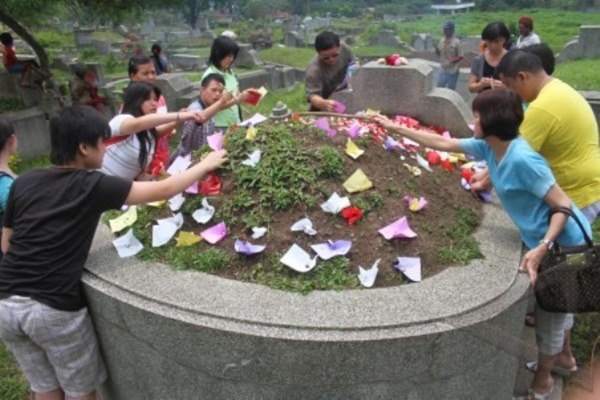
top-left (305, 31), bottom-right (357, 112)
top-left (435, 21), bottom-right (463, 90)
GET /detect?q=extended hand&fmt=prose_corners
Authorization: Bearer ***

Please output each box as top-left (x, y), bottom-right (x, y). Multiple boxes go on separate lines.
top-left (201, 149), bottom-right (228, 171)
top-left (520, 245), bottom-right (548, 285)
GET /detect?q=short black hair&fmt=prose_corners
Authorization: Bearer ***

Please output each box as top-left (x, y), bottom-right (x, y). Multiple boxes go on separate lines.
top-left (496, 49), bottom-right (544, 79)
top-left (472, 89), bottom-right (523, 141)
top-left (315, 31), bottom-right (340, 52)
top-left (151, 43), bottom-right (161, 53)
top-left (201, 73), bottom-right (225, 88)
top-left (0, 117), bottom-right (15, 151)
top-left (0, 32), bottom-right (14, 46)
top-left (128, 55), bottom-right (153, 76)
top-left (481, 21), bottom-right (511, 45)
top-left (208, 36), bottom-right (239, 69)
top-left (522, 43), bottom-right (555, 75)
top-left (50, 106), bottom-right (110, 165)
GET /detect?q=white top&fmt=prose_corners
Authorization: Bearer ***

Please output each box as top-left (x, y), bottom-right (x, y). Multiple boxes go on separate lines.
top-left (101, 114), bottom-right (156, 180)
top-left (516, 32), bottom-right (541, 48)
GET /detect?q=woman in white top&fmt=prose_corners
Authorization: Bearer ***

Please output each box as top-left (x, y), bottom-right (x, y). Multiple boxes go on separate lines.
top-left (101, 82), bottom-right (205, 180)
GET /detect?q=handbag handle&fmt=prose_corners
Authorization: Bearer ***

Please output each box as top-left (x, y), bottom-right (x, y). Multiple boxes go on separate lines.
top-left (549, 206), bottom-right (594, 248)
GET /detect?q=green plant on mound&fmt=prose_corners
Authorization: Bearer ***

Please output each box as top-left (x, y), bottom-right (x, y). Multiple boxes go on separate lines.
top-left (438, 205), bottom-right (483, 263)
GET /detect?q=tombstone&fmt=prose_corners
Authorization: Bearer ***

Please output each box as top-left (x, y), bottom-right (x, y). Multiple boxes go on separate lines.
top-left (332, 61), bottom-right (473, 138)
top-left (344, 36), bottom-right (357, 46)
top-left (170, 54), bottom-right (206, 71)
top-left (369, 30), bottom-right (402, 48)
top-left (73, 28), bottom-right (94, 47)
top-left (557, 25), bottom-right (600, 62)
top-left (233, 44), bottom-right (263, 68)
top-left (463, 36), bottom-right (482, 54)
top-left (196, 15), bottom-right (210, 32)
top-left (284, 31), bottom-right (304, 47)
top-left (91, 39), bottom-right (111, 55)
top-left (411, 34), bottom-right (433, 52)
top-left (153, 73), bottom-right (195, 111)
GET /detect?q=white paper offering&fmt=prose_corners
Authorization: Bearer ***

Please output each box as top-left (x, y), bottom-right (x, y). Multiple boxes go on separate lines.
top-left (290, 217), bottom-right (317, 236)
top-left (239, 113), bottom-right (268, 127)
top-left (280, 244), bottom-right (318, 273)
top-left (152, 220), bottom-right (179, 247)
top-left (358, 258), bottom-right (381, 288)
top-left (167, 155), bottom-right (192, 175)
top-left (320, 192), bottom-right (351, 214)
top-left (241, 149), bottom-right (261, 167)
top-left (192, 198), bottom-right (215, 224)
top-left (169, 193), bottom-right (186, 212)
top-left (112, 229), bottom-right (144, 258)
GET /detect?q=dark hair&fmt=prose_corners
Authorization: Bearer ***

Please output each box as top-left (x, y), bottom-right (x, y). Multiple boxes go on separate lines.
top-left (481, 21), bottom-right (511, 47)
top-left (151, 43), bottom-right (161, 53)
top-left (472, 89), bottom-right (523, 141)
top-left (315, 31), bottom-right (340, 52)
top-left (208, 36), bottom-right (239, 69)
top-left (0, 118), bottom-right (14, 151)
top-left (121, 82), bottom-right (161, 169)
top-left (128, 55), bottom-right (153, 76)
top-left (0, 32), bottom-right (14, 46)
top-left (72, 62), bottom-right (87, 79)
top-left (50, 106), bottom-right (110, 165)
top-left (522, 43), bottom-right (555, 75)
top-left (518, 16), bottom-right (534, 31)
top-left (201, 73), bottom-right (225, 88)
top-left (496, 49), bottom-right (544, 78)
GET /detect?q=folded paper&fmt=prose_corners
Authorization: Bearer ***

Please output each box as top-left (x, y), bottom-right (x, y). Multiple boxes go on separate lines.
top-left (290, 217), bottom-right (317, 236)
top-left (314, 117), bottom-right (336, 137)
top-left (241, 149), bottom-right (261, 167)
top-left (333, 101), bottom-right (346, 113)
top-left (347, 121), bottom-right (362, 139)
top-left (311, 239), bottom-right (352, 260)
top-left (192, 198), bottom-right (215, 224)
top-left (280, 244), bottom-right (318, 273)
top-left (345, 138), bottom-right (364, 160)
top-left (235, 239), bottom-right (266, 255)
top-left (239, 113), bottom-right (268, 127)
top-left (152, 220), bottom-right (179, 247)
top-left (358, 258), bottom-right (381, 288)
top-left (200, 222), bottom-right (227, 244)
top-left (112, 228), bottom-right (144, 258)
top-left (157, 213), bottom-right (184, 229)
top-left (394, 257), bottom-right (422, 282)
top-left (207, 131), bottom-right (224, 151)
top-left (176, 231), bottom-right (202, 247)
top-left (169, 193), bottom-right (186, 212)
top-left (404, 196), bottom-right (428, 213)
top-left (321, 192), bottom-right (351, 214)
top-left (246, 126), bottom-right (258, 140)
top-left (340, 206), bottom-right (363, 226)
top-left (403, 163), bottom-right (421, 177)
top-left (251, 226), bottom-right (267, 239)
top-left (109, 205), bottom-right (137, 233)
top-left (379, 216), bottom-right (417, 240)
top-left (185, 181), bottom-right (198, 194)
top-left (146, 200), bottom-right (165, 208)
top-left (416, 154), bottom-right (432, 172)
top-left (199, 173), bottom-right (222, 196)
top-left (167, 155), bottom-right (192, 175)
top-left (343, 169), bottom-right (373, 193)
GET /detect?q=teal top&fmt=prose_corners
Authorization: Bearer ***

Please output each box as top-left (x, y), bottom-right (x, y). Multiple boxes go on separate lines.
top-left (202, 65), bottom-right (241, 127)
top-left (0, 173), bottom-right (14, 211)
top-left (460, 137), bottom-right (591, 249)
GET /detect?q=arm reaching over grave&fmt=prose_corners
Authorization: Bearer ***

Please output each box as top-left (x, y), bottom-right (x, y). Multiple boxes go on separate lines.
top-left (373, 116), bottom-right (462, 153)
top-left (112, 110), bottom-right (206, 137)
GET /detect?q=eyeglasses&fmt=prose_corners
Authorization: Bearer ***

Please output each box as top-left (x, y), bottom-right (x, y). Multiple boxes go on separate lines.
top-left (320, 52), bottom-right (340, 61)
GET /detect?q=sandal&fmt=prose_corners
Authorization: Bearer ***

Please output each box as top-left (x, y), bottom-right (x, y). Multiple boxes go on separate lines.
top-left (524, 312), bottom-right (536, 327)
top-left (525, 360), bottom-right (577, 376)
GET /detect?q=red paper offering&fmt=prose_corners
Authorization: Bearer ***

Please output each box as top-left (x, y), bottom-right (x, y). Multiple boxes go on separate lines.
top-left (199, 173), bottom-right (222, 196)
top-left (244, 89), bottom-right (262, 105)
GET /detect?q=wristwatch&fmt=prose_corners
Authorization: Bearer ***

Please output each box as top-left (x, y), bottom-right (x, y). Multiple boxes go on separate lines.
top-left (539, 238), bottom-right (554, 250)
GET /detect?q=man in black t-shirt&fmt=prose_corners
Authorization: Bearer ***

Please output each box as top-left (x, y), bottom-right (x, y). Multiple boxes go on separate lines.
top-left (0, 106), bottom-right (227, 400)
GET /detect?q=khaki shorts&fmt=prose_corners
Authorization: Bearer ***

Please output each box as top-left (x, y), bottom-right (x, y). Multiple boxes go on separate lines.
top-left (0, 296), bottom-right (107, 397)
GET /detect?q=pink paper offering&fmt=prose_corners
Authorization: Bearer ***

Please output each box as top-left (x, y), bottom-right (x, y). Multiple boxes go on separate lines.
top-left (403, 195), bottom-right (428, 212)
top-left (314, 117), bottom-right (336, 137)
top-left (207, 131), bottom-right (224, 151)
top-left (200, 222), bottom-right (227, 244)
top-left (185, 181), bottom-right (199, 194)
top-left (333, 101), bottom-right (346, 113)
top-left (347, 121), bottom-right (362, 139)
top-left (379, 216), bottom-right (417, 240)
top-left (234, 239), bottom-right (266, 255)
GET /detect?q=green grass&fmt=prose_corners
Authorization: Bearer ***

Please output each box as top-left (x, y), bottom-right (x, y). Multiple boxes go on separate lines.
top-left (0, 343), bottom-right (28, 400)
top-left (259, 47), bottom-right (315, 68)
top-left (437, 205), bottom-right (484, 263)
top-left (0, 99), bottom-right (28, 114)
top-left (555, 59), bottom-right (600, 91)
top-left (353, 45), bottom-right (402, 58)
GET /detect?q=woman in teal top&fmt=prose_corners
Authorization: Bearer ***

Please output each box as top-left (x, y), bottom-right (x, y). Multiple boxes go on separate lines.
top-left (0, 118), bottom-right (18, 261)
top-left (375, 89), bottom-right (590, 400)
top-left (202, 36), bottom-right (251, 129)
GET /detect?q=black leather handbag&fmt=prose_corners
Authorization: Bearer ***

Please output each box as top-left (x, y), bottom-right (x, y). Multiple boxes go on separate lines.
top-left (535, 206), bottom-right (600, 313)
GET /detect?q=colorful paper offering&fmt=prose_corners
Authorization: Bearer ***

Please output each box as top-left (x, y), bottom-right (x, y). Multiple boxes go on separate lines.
top-left (200, 222), bottom-right (227, 244)
top-left (241, 149), bottom-right (261, 167)
top-left (394, 257), bottom-right (422, 282)
top-left (109, 205), bottom-right (137, 233)
top-left (345, 138), bottom-right (364, 160)
top-left (280, 244), bottom-right (318, 273)
top-left (314, 117), bottom-right (336, 137)
top-left (199, 173), bottom-right (222, 196)
top-left (340, 206), bottom-right (363, 226)
top-left (290, 217), bottom-right (317, 236)
top-left (246, 126), bottom-right (258, 140)
top-left (404, 196), bottom-right (428, 213)
top-left (347, 121), bottom-right (362, 139)
top-left (235, 239), bottom-right (266, 255)
top-left (112, 229), bottom-right (144, 258)
top-left (379, 216), bottom-right (417, 240)
top-left (207, 131), bottom-right (224, 151)
top-left (321, 192), bottom-right (351, 214)
top-left (176, 231), bottom-right (202, 247)
top-left (192, 198), bottom-right (215, 224)
top-left (343, 169), bottom-right (373, 193)
top-left (311, 240), bottom-right (352, 260)
top-left (333, 101), bottom-right (346, 113)
top-left (358, 258), bottom-right (381, 288)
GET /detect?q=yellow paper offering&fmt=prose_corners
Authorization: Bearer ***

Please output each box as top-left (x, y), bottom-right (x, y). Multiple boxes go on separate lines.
top-left (403, 163), bottom-right (422, 177)
top-left (447, 155), bottom-right (459, 164)
top-left (450, 152), bottom-right (467, 162)
top-left (365, 108), bottom-right (381, 116)
top-left (256, 86), bottom-right (268, 98)
top-left (343, 169), bottom-right (373, 193)
top-left (176, 231), bottom-right (203, 247)
top-left (246, 126), bottom-right (258, 140)
top-left (146, 200), bottom-right (166, 208)
top-left (109, 206), bottom-right (137, 233)
top-left (345, 139), bottom-right (364, 160)
top-left (409, 198), bottom-right (421, 212)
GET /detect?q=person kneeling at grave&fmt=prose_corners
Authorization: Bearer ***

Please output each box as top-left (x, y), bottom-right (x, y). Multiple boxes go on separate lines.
top-left (374, 88), bottom-right (590, 400)
top-left (305, 31), bottom-right (357, 112)
top-left (0, 105), bottom-right (227, 400)
top-left (171, 73), bottom-right (236, 161)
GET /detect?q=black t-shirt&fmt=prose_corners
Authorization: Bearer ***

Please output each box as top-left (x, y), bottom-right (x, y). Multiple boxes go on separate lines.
top-left (0, 168), bottom-right (132, 311)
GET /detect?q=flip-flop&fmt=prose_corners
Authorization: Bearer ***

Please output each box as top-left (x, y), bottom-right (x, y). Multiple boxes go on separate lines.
top-left (512, 387), bottom-right (553, 400)
top-left (525, 360), bottom-right (577, 376)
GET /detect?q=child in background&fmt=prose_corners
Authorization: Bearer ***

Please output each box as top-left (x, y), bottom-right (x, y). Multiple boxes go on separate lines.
top-left (0, 105), bottom-right (227, 400)
top-left (0, 32), bottom-right (47, 89)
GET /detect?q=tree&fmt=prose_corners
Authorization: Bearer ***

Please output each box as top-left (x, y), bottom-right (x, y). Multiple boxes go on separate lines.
top-left (182, 0), bottom-right (210, 29)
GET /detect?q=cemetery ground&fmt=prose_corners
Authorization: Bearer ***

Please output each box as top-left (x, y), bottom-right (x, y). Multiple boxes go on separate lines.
top-left (2, 8), bottom-right (600, 399)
